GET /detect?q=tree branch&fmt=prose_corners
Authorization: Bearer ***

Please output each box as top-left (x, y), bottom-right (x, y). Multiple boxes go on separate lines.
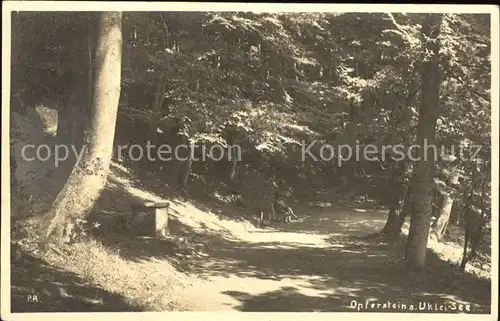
top-left (159, 13), bottom-right (170, 49)
top-left (386, 13), bottom-right (412, 43)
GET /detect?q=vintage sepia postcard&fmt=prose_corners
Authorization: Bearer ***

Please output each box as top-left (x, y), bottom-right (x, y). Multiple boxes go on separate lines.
top-left (1, 2), bottom-right (498, 321)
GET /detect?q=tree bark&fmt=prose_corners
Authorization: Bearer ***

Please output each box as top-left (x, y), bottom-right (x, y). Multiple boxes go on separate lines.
top-left (42, 12), bottom-right (122, 244)
top-left (404, 13), bottom-right (442, 271)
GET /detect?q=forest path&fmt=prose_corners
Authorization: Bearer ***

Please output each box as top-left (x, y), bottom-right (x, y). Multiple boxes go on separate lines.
top-left (164, 204), bottom-right (490, 312)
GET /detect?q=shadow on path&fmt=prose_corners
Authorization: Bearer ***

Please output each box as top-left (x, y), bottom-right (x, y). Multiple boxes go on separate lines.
top-left (182, 207), bottom-right (491, 313)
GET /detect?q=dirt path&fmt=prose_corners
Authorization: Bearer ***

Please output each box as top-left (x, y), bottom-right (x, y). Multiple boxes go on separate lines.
top-left (171, 204), bottom-right (491, 312)
top-left (11, 192), bottom-right (491, 313)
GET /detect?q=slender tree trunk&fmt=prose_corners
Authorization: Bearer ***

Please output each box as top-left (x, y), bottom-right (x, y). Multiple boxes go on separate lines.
top-left (152, 76), bottom-right (166, 111)
top-left (430, 166), bottom-right (460, 241)
top-left (381, 161), bottom-right (408, 237)
top-left (460, 228), bottom-right (470, 270)
top-left (179, 158), bottom-right (192, 191)
top-left (404, 13), bottom-right (442, 271)
top-left (460, 181), bottom-right (475, 270)
top-left (450, 202), bottom-right (461, 226)
top-left (173, 134), bottom-right (191, 194)
top-left (430, 189), bottom-right (453, 241)
top-left (381, 194), bottom-right (403, 233)
top-left (229, 154), bottom-right (238, 181)
top-left (430, 188), bottom-right (441, 218)
top-left (42, 12), bottom-right (122, 243)
top-left (461, 178), bottom-right (488, 270)
top-left (396, 187), bottom-right (412, 230)
top-left (383, 178), bottom-right (412, 239)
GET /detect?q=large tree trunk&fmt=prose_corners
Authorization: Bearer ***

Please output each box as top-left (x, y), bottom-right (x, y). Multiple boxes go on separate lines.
top-left (42, 12), bottom-right (122, 244)
top-left (404, 13), bottom-right (442, 271)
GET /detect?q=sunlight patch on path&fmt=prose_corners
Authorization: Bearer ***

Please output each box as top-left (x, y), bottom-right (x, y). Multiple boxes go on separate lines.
top-left (182, 274), bottom-right (345, 311)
